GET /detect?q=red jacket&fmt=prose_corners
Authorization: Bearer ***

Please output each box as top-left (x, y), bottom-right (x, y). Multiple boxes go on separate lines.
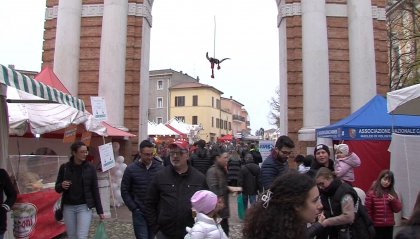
top-left (365, 190), bottom-right (402, 227)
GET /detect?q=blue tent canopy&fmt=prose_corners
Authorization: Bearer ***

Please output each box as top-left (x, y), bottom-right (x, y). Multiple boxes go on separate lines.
top-left (316, 95), bottom-right (420, 140)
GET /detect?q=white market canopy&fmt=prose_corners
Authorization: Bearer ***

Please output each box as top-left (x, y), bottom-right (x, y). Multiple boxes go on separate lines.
top-left (147, 121), bottom-right (179, 136)
top-left (1, 64), bottom-right (85, 111)
top-left (387, 83), bottom-right (420, 115)
top-left (1, 65), bottom-right (105, 136)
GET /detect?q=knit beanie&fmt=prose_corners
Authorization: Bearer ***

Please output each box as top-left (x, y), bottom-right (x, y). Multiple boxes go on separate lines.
top-left (335, 144), bottom-right (349, 156)
top-left (191, 190), bottom-right (218, 214)
top-left (314, 144), bottom-right (330, 156)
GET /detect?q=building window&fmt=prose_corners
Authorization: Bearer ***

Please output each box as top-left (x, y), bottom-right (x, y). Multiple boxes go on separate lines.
top-left (157, 117), bottom-right (163, 124)
top-left (192, 116), bottom-right (198, 125)
top-left (157, 97), bottom-right (163, 108)
top-left (175, 116), bottom-right (185, 122)
top-left (224, 120), bottom-right (227, 129)
top-left (216, 99), bottom-right (220, 109)
top-left (212, 97), bottom-right (214, 108)
top-left (192, 95), bottom-right (198, 106)
top-left (228, 122), bottom-right (231, 130)
top-left (216, 118), bottom-right (219, 128)
top-left (157, 80), bottom-right (163, 90)
top-left (212, 117), bottom-right (214, 127)
top-left (175, 96), bottom-right (185, 107)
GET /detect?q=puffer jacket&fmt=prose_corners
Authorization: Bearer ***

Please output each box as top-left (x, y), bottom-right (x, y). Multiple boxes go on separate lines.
top-left (260, 152), bottom-right (288, 189)
top-left (190, 147), bottom-right (213, 175)
top-left (334, 152), bottom-right (361, 182)
top-left (365, 190), bottom-right (402, 227)
top-left (120, 159), bottom-right (163, 212)
top-left (185, 213), bottom-right (228, 239)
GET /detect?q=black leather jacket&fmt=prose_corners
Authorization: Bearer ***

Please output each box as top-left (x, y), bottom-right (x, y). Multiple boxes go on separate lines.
top-left (144, 164), bottom-right (207, 239)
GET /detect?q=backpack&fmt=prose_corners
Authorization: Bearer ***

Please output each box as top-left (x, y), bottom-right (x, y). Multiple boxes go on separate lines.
top-left (350, 198), bottom-right (375, 239)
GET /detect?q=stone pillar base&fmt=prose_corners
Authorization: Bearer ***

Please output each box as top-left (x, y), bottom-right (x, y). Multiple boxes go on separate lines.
top-left (298, 127), bottom-right (316, 141)
top-left (96, 172), bottom-right (111, 218)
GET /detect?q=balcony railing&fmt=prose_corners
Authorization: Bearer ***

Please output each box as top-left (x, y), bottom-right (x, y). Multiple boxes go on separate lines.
top-left (232, 114), bottom-right (246, 122)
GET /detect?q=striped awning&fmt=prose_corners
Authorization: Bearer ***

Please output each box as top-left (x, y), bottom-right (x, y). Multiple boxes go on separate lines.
top-left (1, 64), bottom-right (85, 111)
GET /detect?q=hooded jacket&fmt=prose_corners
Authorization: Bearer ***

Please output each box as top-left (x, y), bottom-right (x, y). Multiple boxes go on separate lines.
top-left (334, 152), bottom-right (361, 183)
top-left (238, 161), bottom-right (262, 195)
top-left (185, 213), bottom-right (228, 239)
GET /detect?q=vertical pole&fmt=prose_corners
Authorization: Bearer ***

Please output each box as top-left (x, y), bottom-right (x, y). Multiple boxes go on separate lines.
top-left (102, 137), bottom-right (118, 219)
top-left (213, 16), bottom-right (216, 58)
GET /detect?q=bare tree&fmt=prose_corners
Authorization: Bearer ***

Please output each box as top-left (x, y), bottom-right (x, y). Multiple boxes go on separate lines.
top-left (387, 0), bottom-right (420, 90)
top-left (268, 87), bottom-right (281, 128)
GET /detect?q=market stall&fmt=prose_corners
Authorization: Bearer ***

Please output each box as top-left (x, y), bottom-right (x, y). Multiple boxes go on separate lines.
top-left (0, 66), bottom-right (130, 239)
top-left (316, 95), bottom-right (420, 191)
top-left (1, 64), bottom-right (103, 239)
top-left (387, 85), bottom-right (420, 218)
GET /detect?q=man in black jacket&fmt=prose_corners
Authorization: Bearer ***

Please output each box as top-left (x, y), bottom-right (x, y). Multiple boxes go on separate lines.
top-left (190, 139), bottom-right (212, 175)
top-left (144, 140), bottom-right (207, 239)
top-left (238, 153), bottom-right (262, 209)
top-left (121, 140), bottom-right (163, 239)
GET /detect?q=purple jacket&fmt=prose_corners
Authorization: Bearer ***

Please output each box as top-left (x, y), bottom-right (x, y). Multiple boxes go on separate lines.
top-left (334, 152), bottom-right (361, 182)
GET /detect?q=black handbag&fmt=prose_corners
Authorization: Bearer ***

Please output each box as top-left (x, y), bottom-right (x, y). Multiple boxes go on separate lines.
top-left (54, 196), bottom-right (63, 222)
top-left (54, 164), bottom-right (67, 222)
top-left (338, 227), bottom-right (350, 239)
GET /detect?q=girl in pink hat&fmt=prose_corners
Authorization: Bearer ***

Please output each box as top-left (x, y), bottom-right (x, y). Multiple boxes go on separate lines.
top-left (184, 190), bottom-right (228, 239)
top-left (334, 143), bottom-right (361, 185)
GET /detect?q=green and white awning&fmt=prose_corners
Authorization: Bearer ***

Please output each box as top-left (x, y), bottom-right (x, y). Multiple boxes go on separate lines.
top-left (1, 64), bottom-right (85, 111)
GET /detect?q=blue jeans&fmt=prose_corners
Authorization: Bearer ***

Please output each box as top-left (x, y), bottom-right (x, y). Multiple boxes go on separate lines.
top-left (242, 194), bottom-right (256, 209)
top-left (0, 232), bottom-right (4, 239)
top-left (132, 209), bottom-right (149, 239)
top-left (63, 204), bottom-right (92, 239)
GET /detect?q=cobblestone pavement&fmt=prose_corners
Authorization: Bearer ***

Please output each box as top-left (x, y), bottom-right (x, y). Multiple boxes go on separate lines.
top-left (56, 220), bottom-right (243, 239)
top-left (56, 194), bottom-right (244, 238)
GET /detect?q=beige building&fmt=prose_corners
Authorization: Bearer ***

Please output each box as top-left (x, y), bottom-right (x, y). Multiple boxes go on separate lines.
top-left (169, 82), bottom-right (232, 142)
top-left (221, 97), bottom-right (250, 137)
top-left (148, 69), bottom-right (198, 124)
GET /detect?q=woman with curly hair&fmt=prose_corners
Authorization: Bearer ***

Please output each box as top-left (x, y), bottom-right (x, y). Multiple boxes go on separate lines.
top-left (242, 171), bottom-right (322, 239)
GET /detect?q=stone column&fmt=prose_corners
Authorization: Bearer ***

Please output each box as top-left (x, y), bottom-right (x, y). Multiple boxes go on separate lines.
top-left (299, 0), bottom-right (330, 141)
top-left (348, 0), bottom-right (377, 112)
top-left (98, 0), bottom-right (129, 126)
top-left (277, 0), bottom-right (288, 136)
top-left (53, 0), bottom-right (82, 96)
top-left (139, 20), bottom-right (151, 141)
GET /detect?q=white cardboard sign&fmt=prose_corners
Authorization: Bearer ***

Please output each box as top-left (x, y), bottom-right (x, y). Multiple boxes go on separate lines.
top-left (90, 96), bottom-right (108, 121)
top-left (98, 142), bottom-right (115, 172)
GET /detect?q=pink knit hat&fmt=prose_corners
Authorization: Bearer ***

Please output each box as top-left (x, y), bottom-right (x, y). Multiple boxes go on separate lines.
top-left (191, 190), bottom-right (218, 214)
top-left (335, 144), bottom-right (349, 156)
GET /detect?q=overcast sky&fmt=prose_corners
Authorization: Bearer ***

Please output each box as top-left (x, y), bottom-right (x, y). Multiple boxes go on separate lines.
top-left (0, 0), bottom-right (279, 134)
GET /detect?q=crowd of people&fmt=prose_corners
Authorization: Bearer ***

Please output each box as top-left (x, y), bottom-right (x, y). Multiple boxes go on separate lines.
top-left (2, 135), bottom-right (420, 239)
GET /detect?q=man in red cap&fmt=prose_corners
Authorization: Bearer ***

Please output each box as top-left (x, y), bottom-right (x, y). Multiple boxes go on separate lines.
top-left (144, 140), bottom-right (207, 239)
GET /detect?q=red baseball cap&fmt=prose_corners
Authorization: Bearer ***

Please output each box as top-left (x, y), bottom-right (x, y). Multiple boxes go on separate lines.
top-left (169, 140), bottom-right (189, 151)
